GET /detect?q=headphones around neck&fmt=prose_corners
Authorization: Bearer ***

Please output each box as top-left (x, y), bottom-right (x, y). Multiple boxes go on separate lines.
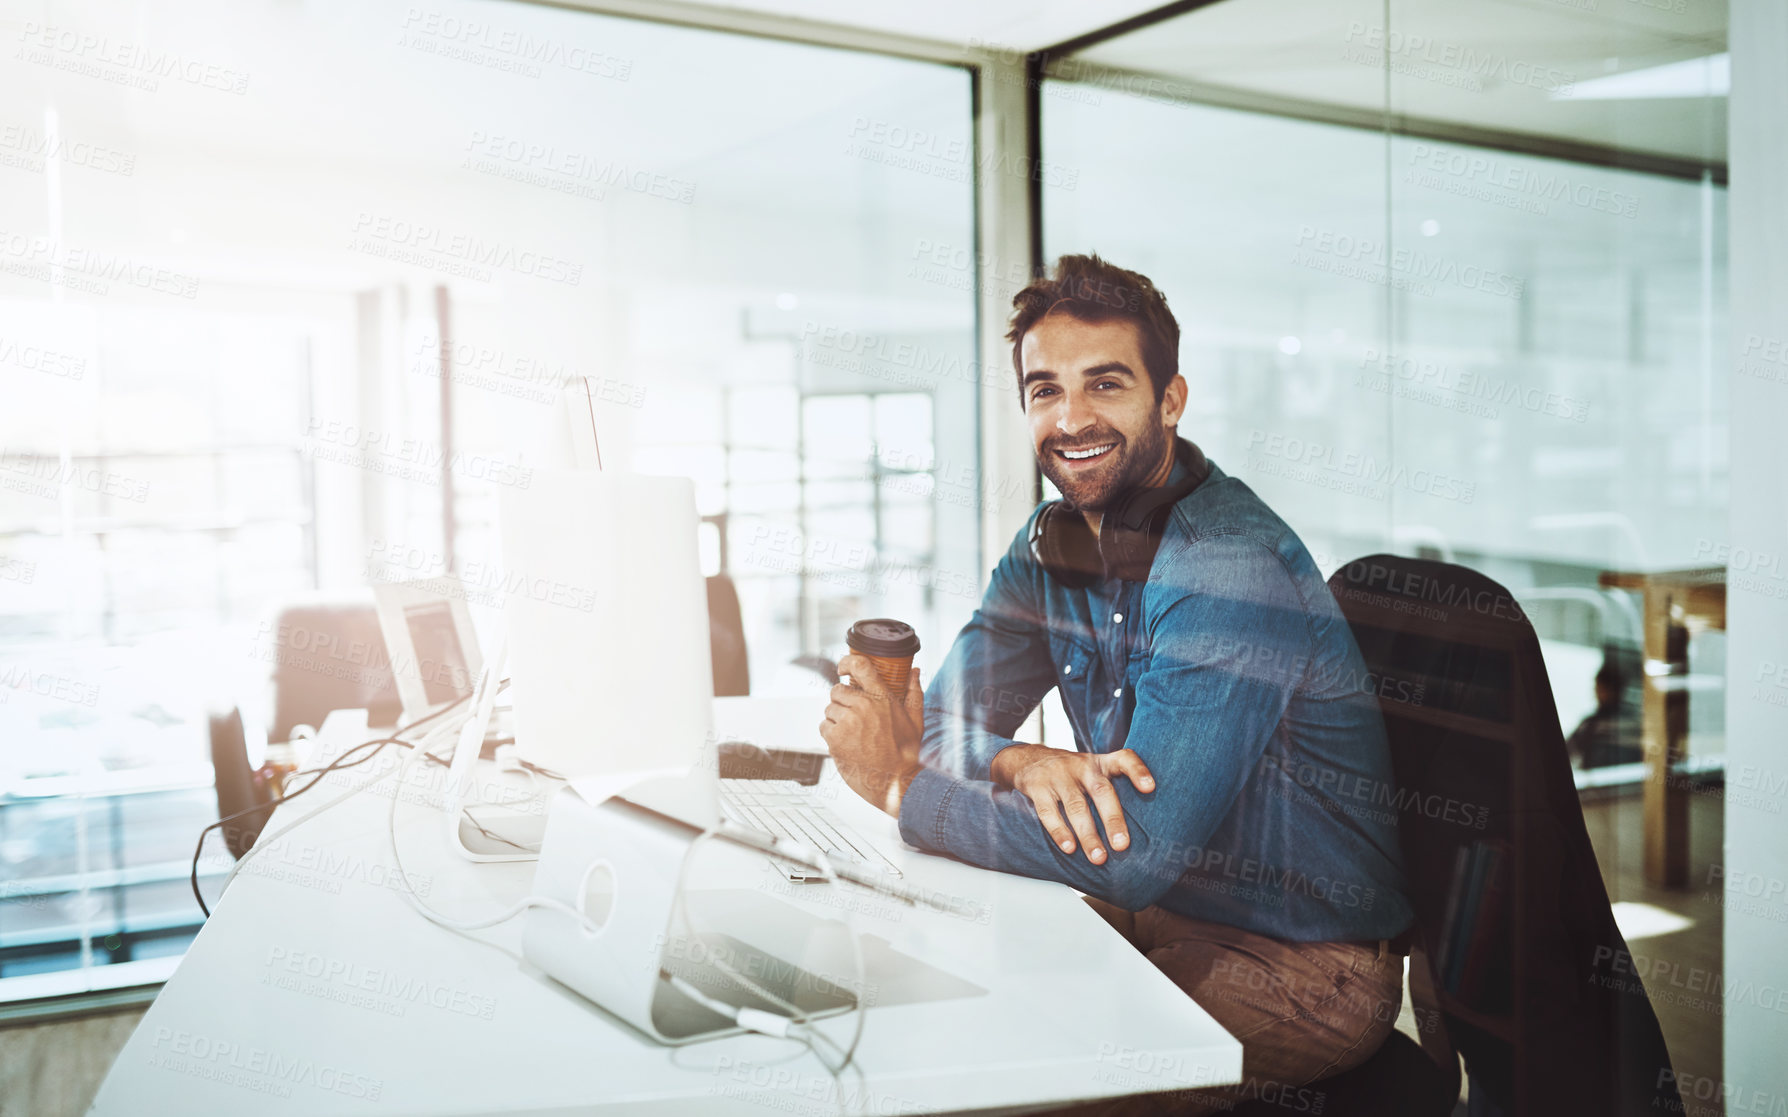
top-left (1028, 437), bottom-right (1211, 589)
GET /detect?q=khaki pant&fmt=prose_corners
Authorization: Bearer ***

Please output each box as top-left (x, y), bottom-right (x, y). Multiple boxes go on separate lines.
top-left (1057, 898), bottom-right (1405, 1116)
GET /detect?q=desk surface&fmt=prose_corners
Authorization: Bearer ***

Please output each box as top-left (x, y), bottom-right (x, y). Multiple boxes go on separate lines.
top-left (92, 704), bottom-right (1241, 1116)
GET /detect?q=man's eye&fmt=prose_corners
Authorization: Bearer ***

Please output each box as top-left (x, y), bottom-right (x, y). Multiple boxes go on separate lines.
top-left (1031, 386), bottom-right (1057, 400)
top-left (1095, 380), bottom-right (1120, 390)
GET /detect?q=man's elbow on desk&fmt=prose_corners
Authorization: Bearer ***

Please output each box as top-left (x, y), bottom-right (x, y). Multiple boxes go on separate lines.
top-left (896, 766), bottom-right (1184, 912)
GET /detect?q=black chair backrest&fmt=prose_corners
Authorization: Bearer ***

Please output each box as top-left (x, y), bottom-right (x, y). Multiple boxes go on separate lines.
top-left (207, 707), bottom-right (268, 859)
top-left (707, 574), bottom-right (750, 698)
top-left (267, 601), bottom-right (402, 740)
top-left (1328, 555), bottom-right (1680, 1117)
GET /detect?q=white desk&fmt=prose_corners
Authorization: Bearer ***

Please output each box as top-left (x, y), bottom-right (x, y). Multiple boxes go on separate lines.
top-left (92, 704), bottom-right (1240, 1115)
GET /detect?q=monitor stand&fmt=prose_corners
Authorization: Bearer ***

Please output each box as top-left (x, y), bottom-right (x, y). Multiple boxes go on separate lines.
top-left (522, 787), bottom-right (856, 1045)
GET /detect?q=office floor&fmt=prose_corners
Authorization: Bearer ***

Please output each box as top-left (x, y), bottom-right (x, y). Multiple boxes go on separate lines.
top-left (1580, 788), bottom-right (1726, 1111)
top-left (0, 1005), bottom-right (146, 1117)
top-left (0, 792), bottom-right (1726, 1117)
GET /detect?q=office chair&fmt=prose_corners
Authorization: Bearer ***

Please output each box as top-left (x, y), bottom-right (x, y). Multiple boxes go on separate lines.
top-left (1300, 555), bottom-right (1682, 1117)
top-left (208, 599), bottom-right (402, 858)
top-left (707, 573), bottom-right (750, 697)
top-left (266, 599), bottom-right (402, 741)
top-left (213, 584), bottom-right (767, 853)
top-left (207, 707), bottom-right (268, 860)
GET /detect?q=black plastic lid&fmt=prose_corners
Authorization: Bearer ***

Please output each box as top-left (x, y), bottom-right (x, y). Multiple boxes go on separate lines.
top-left (846, 618), bottom-right (920, 657)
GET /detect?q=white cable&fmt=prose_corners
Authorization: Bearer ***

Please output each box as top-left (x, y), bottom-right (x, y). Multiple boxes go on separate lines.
top-left (375, 738), bottom-right (866, 1080)
top-left (383, 742), bottom-right (569, 932)
top-left (219, 719), bottom-right (456, 894)
top-left (670, 828), bottom-right (868, 1083)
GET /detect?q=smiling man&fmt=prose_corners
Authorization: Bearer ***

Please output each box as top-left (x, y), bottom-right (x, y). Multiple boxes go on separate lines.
top-left (820, 254), bottom-right (1415, 1114)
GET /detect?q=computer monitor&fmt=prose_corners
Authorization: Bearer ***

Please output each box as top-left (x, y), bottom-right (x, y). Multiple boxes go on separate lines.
top-left (371, 579), bottom-right (483, 725)
top-left (496, 467), bottom-right (720, 830)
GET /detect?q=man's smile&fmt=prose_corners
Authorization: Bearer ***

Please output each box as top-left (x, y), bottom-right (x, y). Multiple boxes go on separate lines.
top-left (1055, 441), bottom-right (1117, 468)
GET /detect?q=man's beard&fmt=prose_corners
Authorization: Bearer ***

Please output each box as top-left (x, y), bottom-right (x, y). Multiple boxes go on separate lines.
top-left (1039, 420), bottom-right (1171, 514)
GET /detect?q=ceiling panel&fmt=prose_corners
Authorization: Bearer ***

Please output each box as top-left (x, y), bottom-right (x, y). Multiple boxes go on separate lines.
top-left (670, 0), bottom-right (1178, 52)
top-left (1062, 0), bottom-right (1728, 165)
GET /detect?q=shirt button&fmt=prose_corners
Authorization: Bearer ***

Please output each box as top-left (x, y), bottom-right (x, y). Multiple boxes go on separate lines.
top-left (1113, 687), bottom-right (1123, 698)
top-left (1113, 613), bottom-right (1124, 624)
top-left (1063, 664), bottom-right (1074, 675)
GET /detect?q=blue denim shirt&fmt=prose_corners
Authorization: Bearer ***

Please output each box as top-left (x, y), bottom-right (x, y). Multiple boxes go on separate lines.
top-left (898, 452), bottom-right (1415, 942)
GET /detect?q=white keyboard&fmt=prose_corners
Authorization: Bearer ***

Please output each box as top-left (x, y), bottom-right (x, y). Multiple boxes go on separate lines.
top-left (718, 779), bottom-right (903, 881)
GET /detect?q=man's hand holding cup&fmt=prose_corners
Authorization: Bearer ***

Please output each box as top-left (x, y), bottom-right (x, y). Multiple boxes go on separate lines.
top-left (819, 619), bottom-right (924, 817)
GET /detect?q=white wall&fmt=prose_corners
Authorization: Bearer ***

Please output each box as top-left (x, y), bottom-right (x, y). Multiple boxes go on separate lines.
top-left (1723, 0), bottom-right (1788, 1098)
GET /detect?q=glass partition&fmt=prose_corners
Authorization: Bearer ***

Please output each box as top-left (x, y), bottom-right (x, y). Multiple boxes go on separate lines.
top-left (0, 0), bottom-right (975, 997)
top-left (1043, 0), bottom-right (1726, 1093)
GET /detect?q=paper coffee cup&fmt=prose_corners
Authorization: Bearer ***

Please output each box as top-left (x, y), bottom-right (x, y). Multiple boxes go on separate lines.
top-left (846, 619), bottom-right (921, 695)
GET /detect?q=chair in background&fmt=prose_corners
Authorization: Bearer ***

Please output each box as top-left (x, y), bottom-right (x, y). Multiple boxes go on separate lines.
top-left (1315, 555), bottom-right (1681, 1117)
top-left (265, 599), bottom-right (402, 742)
top-left (212, 581), bottom-right (763, 858)
top-left (707, 573), bottom-right (750, 697)
top-left (208, 598), bottom-right (401, 858)
top-left (207, 707), bottom-right (266, 860)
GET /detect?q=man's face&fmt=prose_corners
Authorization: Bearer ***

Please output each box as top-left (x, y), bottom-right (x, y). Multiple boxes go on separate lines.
top-left (1020, 313), bottom-right (1187, 513)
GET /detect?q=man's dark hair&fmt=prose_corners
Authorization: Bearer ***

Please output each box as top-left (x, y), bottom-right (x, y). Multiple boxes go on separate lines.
top-left (1005, 253), bottom-right (1180, 405)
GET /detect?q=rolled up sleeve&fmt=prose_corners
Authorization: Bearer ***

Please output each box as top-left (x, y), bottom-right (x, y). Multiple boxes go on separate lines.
top-left (899, 532), bottom-right (1313, 911)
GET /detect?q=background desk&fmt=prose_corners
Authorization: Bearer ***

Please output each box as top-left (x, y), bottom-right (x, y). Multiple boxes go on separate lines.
top-left (90, 704), bottom-right (1241, 1115)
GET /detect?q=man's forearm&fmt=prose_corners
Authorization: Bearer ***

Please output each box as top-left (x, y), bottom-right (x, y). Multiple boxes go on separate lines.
top-left (988, 742), bottom-right (1048, 787)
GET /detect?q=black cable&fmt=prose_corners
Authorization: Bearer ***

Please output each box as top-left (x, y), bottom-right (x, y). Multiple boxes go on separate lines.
top-left (191, 696), bottom-right (472, 917)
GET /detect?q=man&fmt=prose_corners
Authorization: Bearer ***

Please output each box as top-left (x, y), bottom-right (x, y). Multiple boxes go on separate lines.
top-left (820, 254), bottom-right (1415, 1114)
